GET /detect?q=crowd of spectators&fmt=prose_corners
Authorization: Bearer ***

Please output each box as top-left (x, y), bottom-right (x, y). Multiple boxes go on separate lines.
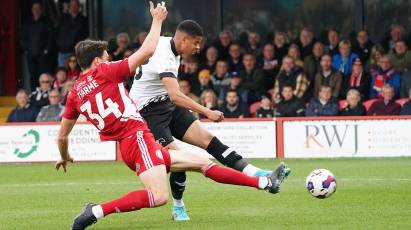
top-left (175, 25), bottom-right (411, 119)
top-left (8, 1), bottom-right (411, 122)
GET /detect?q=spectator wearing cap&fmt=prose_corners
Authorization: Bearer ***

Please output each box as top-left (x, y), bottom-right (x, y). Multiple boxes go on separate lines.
top-left (389, 40), bottom-right (411, 73)
top-left (240, 53), bottom-right (265, 104)
top-left (211, 60), bottom-right (230, 96)
top-left (274, 83), bottom-right (305, 117)
top-left (215, 31), bottom-right (232, 60)
top-left (245, 31), bottom-right (262, 57)
top-left (341, 58), bottom-right (371, 100)
top-left (369, 55), bottom-right (401, 99)
top-left (314, 54), bottom-right (343, 98)
top-left (304, 42), bottom-right (325, 87)
top-left (305, 85), bottom-right (339, 116)
top-left (219, 72), bottom-right (248, 104)
top-left (201, 46), bottom-right (219, 73)
top-left (21, 2), bottom-right (53, 91)
top-left (332, 40), bottom-right (359, 78)
top-left (199, 89), bottom-right (219, 119)
top-left (179, 79), bottom-right (200, 104)
top-left (56, 0), bottom-right (88, 67)
top-left (227, 43), bottom-right (244, 72)
top-left (340, 89), bottom-right (366, 116)
top-left (7, 89), bottom-right (39, 122)
top-left (367, 84), bottom-right (401, 116)
top-left (400, 89), bottom-right (411, 115)
top-left (30, 73), bottom-right (53, 109)
top-left (297, 28), bottom-right (315, 59)
top-left (273, 56), bottom-right (309, 103)
top-left (258, 43), bottom-right (279, 91)
top-left (256, 95), bottom-right (274, 118)
top-left (325, 30), bottom-right (340, 56)
top-left (36, 89), bottom-right (65, 122)
top-left (352, 30), bottom-right (374, 64)
top-left (381, 24), bottom-right (406, 53)
top-left (196, 69), bottom-right (214, 96)
top-left (219, 89), bottom-right (250, 118)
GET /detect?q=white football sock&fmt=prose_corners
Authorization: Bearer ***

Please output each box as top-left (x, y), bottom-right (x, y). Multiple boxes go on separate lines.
top-left (91, 205), bottom-right (104, 219)
top-left (242, 164), bottom-right (260, 176)
top-left (258, 177), bottom-right (269, 189)
top-left (173, 198), bottom-right (185, 207)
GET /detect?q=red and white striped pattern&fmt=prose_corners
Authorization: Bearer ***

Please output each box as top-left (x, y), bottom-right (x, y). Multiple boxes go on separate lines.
top-left (147, 190), bottom-right (155, 207)
top-left (136, 131), bottom-right (154, 170)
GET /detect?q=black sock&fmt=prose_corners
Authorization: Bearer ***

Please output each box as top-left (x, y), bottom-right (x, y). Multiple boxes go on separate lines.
top-left (206, 136), bottom-right (248, 171)
top-left (169, 171), bottom-right (186, 200)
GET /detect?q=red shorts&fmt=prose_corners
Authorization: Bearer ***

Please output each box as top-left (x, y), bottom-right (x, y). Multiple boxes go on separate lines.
top-left (119, 129), bottom-right (170, 175)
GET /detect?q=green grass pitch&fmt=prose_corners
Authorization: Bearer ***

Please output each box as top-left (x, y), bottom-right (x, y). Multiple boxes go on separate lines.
top-left (1, 158), bottom-right (411, 229)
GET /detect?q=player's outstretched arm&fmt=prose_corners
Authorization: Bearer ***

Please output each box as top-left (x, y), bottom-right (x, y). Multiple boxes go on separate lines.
top-left (55, 118), bottom-right (76, 172)
top-left (128, 1), bottom-right (167, 72)
top-left (162, 77), bottom-right (224, 121)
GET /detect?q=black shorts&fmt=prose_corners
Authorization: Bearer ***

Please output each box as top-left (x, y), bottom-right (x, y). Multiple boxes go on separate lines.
top-left (140, 99), bottom-right (197, 147)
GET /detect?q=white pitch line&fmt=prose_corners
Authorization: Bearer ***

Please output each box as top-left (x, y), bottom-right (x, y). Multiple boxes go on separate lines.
top-left (0, 178), bottom-right (410, 188)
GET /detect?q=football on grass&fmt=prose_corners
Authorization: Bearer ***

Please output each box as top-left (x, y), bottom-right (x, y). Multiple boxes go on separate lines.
top-left (306, 169), bottom-right (337, 199)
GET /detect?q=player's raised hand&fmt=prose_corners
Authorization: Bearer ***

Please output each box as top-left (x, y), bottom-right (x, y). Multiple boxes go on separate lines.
top-left (55, 156), bottom-right (74, 173)
top-left (149, 1), bottom-right (167, 22)
top-left (206, 110), bottom-right (224, 122)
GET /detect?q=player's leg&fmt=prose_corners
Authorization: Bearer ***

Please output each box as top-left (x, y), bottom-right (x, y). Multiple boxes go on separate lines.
top-left (163, 148), bottom-right (287, 192)
top-left (70, 131), bottom-right (169, 230)
top-left (140, 101), bottom-right (190, 221)
top-left (178, 115), bottom-right (272, 177)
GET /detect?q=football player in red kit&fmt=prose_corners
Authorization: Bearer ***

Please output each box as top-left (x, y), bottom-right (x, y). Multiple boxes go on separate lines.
top-left (55, 2), bottom-right (288, 230)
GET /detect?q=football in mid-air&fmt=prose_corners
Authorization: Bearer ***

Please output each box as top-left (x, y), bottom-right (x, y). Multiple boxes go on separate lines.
top-left (306, 169), bottom-right (337, 199)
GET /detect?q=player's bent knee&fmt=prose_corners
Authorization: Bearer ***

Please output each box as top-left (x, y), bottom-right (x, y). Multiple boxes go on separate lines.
top-left (152, 190), bottom-right (169, 206)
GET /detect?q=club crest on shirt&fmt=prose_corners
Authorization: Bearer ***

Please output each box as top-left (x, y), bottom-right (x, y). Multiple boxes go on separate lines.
top-left (135, 163), bottom-right (140, 171)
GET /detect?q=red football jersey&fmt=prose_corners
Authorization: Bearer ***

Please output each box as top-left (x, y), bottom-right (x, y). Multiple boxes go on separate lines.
top-left (63, 59), bottom-right (147, 141)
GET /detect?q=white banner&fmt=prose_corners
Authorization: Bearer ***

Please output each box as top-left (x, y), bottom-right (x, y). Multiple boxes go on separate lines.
top-left (175, 120), bottom-right (276, 158)
top-left (283, 119), bottom-right (411, 158)
top-left (0, 124), bottom-right (116, 163)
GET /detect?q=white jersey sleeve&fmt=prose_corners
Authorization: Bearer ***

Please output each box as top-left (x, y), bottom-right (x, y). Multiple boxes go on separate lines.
top-left (129, 37), bottom-right (180, 110)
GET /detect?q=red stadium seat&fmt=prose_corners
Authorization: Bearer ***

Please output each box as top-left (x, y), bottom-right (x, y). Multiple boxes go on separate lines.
top-left (249, 102), bottom-right (262, 117)
top-left (363, 99), bottom-right (378, 111)
top-left (339, 100), bottom-right (348, 111)
top-left (395, 98), bottom-right (409, 106)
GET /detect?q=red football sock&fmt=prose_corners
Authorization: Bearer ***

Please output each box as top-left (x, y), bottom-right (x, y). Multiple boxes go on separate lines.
top-left (101, 189), bottom-right (154, 216)
top-left (203, 163), bottom-right (259, 188)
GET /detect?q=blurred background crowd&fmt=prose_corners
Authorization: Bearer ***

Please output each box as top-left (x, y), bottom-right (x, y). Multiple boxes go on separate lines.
top-left (3, 0), bottom-right (411, 122)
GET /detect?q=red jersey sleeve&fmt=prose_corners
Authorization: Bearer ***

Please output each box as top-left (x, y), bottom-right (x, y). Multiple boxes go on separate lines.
top-left (98, 58), bottom-right (134, 83)
top-left (63, 91), bottom-right (80, 120)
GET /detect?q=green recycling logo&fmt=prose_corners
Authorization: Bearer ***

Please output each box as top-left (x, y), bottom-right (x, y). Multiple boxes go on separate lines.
top-left (13, 129), bottom-right (40, 158)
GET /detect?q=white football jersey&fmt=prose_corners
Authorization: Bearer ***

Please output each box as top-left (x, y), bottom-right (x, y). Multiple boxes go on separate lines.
top-left (129, 36), bottom-right (180, 109)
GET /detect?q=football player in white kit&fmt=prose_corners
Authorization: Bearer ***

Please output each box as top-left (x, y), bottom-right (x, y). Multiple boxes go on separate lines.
top-left (129, 20), bottom-right (290, 221)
